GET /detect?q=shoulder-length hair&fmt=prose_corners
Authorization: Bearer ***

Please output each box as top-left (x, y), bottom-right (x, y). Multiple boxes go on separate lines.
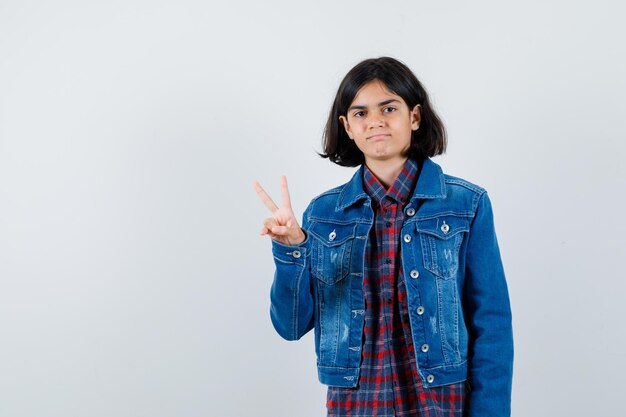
top-left (321, 57), bottom-right (447, 167)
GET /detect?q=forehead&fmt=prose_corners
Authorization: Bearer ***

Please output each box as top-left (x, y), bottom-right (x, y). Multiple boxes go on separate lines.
top-left (351, 79), bottom-right (405, 105)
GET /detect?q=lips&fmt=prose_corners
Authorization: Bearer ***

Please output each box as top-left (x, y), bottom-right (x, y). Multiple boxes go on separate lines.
top-left (367, 133), bottom-right (390, 141)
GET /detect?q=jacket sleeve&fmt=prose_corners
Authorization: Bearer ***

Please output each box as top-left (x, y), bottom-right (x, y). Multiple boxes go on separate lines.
top-left (268, 203), bottom-right (315, 341)
top-left (465, 191), bottom-right (514, 417)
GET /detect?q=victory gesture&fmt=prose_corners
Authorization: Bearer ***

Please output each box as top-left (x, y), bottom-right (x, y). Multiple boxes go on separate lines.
top-left (253, 175), bottom-right (306, 246)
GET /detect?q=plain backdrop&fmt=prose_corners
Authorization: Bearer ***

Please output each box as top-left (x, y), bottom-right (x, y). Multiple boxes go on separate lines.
top-left (1, 0), bottom-right (625, 416)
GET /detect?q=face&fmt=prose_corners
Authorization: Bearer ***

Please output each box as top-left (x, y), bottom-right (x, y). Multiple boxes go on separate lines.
top-left (339, 79), bottom-right (421, 166)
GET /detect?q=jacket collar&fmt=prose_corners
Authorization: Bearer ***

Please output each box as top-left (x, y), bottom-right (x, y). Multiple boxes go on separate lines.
top-left (336, 157), bottom-right (446, 211)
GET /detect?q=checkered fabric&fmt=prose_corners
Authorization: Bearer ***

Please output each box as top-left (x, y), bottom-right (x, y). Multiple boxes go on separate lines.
top-left (326, 158), bottom-right (467, 417)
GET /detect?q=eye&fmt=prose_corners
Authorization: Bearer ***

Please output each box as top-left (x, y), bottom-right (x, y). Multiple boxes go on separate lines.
top-left (383, 106), bottom-right (397, 113)
top-left (353, 111), bottom-right (366, 118)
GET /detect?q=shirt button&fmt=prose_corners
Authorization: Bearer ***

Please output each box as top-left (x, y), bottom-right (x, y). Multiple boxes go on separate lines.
top-left (426, 375), bottom-right (435, 383)
top-left (416, 306), bottom-right (425, 315)
top-left (406, 207), bottom-right (416, 216)
top-left (421, 344), bottom-right (429, 353)
top-left (403, 234), bottom-right (412, 243)
top-left (410, 270), bottom-right (419, 279)
top-left (292, 250), bottom-right (301, 258)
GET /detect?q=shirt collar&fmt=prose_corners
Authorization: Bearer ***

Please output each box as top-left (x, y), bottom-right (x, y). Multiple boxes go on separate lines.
top-left (363, 158), bottom-right (419, 207)
top-left (336, 157), bottom-right (447, 211)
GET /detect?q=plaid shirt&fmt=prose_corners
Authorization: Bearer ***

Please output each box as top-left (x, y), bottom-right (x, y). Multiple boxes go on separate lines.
top-left (326, 158), bottom-right (467, 417)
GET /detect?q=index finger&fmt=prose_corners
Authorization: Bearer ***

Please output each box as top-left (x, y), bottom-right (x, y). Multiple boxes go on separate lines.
top-left (253, 180), bottom-right (279, 213)
top-left (280, 175), bottom-right (292, 209)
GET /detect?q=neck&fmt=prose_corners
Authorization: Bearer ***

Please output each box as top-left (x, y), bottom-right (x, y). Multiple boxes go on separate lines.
top-left (365, 157), bottom-right (408, 189)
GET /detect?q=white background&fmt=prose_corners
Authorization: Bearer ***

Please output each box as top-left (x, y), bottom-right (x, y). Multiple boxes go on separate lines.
top-left (1, 1), bottom-right (625, 416)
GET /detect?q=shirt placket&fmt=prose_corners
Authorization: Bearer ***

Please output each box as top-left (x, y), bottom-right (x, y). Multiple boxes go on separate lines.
top-left (380, 198), bottom-right (399, 414)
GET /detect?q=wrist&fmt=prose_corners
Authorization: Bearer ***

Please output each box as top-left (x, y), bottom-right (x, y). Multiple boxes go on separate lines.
top-left (289, 228), bottom-right (306, 246)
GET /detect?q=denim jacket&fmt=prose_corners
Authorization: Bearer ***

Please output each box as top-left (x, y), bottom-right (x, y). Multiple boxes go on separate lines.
top-left (269, 158), bottom-right (513, 417)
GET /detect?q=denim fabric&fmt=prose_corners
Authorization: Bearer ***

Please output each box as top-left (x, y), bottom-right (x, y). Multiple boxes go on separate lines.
top-left (269, 157), bottom-right (513, 417)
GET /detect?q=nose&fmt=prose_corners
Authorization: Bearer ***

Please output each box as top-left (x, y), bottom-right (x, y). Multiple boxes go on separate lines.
top-left (367, 114), bottom-right (385, 129)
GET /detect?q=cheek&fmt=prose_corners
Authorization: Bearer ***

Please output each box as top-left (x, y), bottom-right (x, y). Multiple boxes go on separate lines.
top-left (348, 119), bottom-right (365, 131)
top-left (352, 137), bottom-right (368, 153)
top-left (395, 119), bottom-right (415, 136)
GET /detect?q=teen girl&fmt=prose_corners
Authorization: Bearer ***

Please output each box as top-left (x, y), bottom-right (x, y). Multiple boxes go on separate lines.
top-left (254, 57), bottom-right (513, 417)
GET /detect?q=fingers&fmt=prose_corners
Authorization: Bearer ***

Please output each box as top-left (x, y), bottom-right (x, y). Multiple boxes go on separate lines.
top-left (263, 217), bottom-right (279, 233)
top-left (262, 217), bottom-right (290, 236)
top-left (254, 176), bottom-right (293, 212)
top-left (253, 180), bottom-right (279, 213)
top-left (280, 175), bottom-right (292, 209)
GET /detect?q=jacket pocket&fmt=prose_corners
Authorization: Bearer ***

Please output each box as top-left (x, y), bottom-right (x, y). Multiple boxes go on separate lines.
top-left (416, 215), bottom-right (470, 279)
top-left (309, 221), bottom-right (356, 285)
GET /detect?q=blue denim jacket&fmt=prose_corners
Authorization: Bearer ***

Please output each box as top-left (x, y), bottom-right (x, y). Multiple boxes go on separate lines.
top-left (269, 158), bottom-right (513, 417)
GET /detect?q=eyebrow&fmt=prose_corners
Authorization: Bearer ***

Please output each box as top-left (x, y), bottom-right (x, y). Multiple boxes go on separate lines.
top-left (348, 99), bottom-right (401, 111)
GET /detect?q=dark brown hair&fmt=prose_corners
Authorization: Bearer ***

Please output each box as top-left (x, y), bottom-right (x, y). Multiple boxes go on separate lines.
top-left (320, 57), bottom-right (447, 167)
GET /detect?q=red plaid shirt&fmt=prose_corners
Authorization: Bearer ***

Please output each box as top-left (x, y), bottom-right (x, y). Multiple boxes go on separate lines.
top-left (326, 158), bottom-right (467, 417)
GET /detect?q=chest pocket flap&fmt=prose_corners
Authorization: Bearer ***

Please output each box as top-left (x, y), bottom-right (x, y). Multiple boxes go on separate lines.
top-left (416, 215), bottom-right (470, 279)
top-left (415, 215), bottom-right (470, 240)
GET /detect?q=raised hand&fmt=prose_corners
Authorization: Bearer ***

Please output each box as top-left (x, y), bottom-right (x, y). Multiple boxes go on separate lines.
top-left (253, 175), bottom-right (306, 246)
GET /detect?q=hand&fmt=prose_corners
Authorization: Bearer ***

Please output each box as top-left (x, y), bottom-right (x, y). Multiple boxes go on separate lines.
top-left (253, 175), bottom-right (306, 246)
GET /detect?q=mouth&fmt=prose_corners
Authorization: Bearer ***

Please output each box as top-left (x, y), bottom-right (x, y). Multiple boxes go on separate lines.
top-left (367, 134), bottom-right (390, 141)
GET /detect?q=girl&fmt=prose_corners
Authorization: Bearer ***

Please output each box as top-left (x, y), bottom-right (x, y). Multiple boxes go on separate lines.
top-left (254, 57), bottom-right (513, 417)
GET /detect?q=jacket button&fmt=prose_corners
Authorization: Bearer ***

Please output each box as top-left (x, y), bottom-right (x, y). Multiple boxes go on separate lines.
top-left (403, 234), bottom-right (412, 243)
top-left (426, 375), bottom-right (435, 383)
top-left (292, 250), bottom-right (301, 258)
top-left (410, 270), bottom-right (419, 279)
top-left (329, 230), bottom-right (336, 241)
top-left (441, 222), bottom-right (450, 234)
top-left (421, 344), bottom-right (429, 353)
top-left (406, 207), bottom-right (416, 216)
top-left (416, 306), bottom-right (425, 315)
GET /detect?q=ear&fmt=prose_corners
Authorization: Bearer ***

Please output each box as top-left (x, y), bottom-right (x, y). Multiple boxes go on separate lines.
top-left (410, 104), bottom-right (422, 131)
top-left (339, 115), bottom-right (353, 139)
